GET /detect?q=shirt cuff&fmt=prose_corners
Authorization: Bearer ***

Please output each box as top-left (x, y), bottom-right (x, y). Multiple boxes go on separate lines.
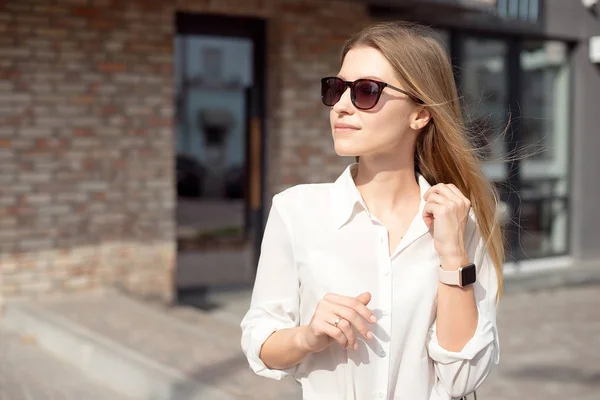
top-left (242, 322), bottom-right (297, 380)
top-left (427, 308), bottom-right (499, 365)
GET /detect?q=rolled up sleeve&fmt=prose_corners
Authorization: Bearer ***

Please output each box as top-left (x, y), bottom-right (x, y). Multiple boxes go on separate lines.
top-left (426, 214), bottom-right (500, 398)
top-left (240, 194), bottom-right (300, 380)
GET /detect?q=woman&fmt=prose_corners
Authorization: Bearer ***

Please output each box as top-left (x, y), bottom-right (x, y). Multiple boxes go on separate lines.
top-left (241, 21), bottom-right (503, 400)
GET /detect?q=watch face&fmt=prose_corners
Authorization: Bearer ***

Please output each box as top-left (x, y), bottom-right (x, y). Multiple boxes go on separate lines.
top-left (461, 264), bottom-right (477, 286)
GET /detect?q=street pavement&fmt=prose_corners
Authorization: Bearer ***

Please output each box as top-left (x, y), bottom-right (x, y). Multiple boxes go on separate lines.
top-left (0, 329), bottom-right (133, 400)
top-left (476, 283), bottom-right (600, 400)
top-left (0, 282), bottom-right (598, 399)
top-left (209, 282), bottom-right (600, 400)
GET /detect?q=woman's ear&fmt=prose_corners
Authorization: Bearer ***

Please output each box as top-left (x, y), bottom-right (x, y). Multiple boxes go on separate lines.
top-left (410, 106), bottom-right (431, 131)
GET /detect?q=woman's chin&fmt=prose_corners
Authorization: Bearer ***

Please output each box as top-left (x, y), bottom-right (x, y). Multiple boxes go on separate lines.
top-left (333, 139), bottom-right (359, 156)
top-left (333, 146), bottom-right (357, 158)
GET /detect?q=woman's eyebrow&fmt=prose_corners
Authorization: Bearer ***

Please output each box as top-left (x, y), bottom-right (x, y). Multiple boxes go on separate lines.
top-left (360, 75), bottom-right (386, 81)
top-left (336, 75), bottom-right (387, 82)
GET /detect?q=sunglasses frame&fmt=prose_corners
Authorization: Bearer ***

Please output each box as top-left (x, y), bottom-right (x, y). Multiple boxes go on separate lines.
top-left (321, 76), bottom-right (423, 110)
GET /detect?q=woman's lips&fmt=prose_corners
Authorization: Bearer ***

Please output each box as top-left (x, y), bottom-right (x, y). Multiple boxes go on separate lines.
top-left (334, 123), bottom-right (360, 133)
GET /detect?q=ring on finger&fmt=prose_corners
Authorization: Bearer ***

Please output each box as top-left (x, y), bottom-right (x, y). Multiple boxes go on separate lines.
top-left (334, 317), bottom-right (342, 328)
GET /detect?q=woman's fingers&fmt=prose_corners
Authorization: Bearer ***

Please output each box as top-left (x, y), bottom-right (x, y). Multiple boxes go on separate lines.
top-left (425, 183), bottom-right (470, 210)
top-left (320, 295), bottom-right (374, 349)
top-left (334, 318), bottom-right (358, 349)
top-left (447, 183), bottom-right (471, 209)
top-left (312, 293), bottom-right (377, 351)
top-left (333, 304), bottom-right (373, 342)
top-left (317, 318), bottom-right (348, 348)
top-left (423, 192), bottom-right (446, 205)
top-left (324, 293), bottom-right (376, 324)
top-left (422, 200), bottom-right (443, 218)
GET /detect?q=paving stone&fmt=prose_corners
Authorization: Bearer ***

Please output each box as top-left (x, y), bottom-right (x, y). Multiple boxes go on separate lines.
top-left (36, 290), bottom-right (301, 400)
top-left (6, 281), bottom-right (598, 399)
top-left (0, 328), bottom-right (133, 400)
top-left (477, 284), bottom-right (600, 400)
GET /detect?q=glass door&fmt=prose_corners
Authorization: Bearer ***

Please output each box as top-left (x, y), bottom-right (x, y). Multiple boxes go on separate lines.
top-left (458, 36), bottom-right (519, 259)
top-left (460, 37), bottom-right (509, 180)
top-left (457, 34), bottom-right (571, 261)
top-left (174, 14), bottom-right (265, 302)
top-left (518, 40), bottom-right (570, 258)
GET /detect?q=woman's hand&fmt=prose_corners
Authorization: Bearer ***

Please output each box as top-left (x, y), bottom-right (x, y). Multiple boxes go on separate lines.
top-left (423, 183), bottom-right (471, 268)
top-left (298, 292), bottom-right (376, 353)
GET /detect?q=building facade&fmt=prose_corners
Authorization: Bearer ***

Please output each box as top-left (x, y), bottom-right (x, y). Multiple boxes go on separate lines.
top-left (1, 0), bottom-right (599, 304)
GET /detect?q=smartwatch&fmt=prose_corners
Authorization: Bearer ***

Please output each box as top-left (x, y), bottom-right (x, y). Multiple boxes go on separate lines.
top-left (437, 263), bottom-right (477, 287)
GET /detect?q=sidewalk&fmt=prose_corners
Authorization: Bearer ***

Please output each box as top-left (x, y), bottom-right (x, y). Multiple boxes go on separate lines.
top-left (502, 260), bottom-right (600, 293)
top-left (202, 259), bottom-right (600, 317)
top-left (0, 328), bottom-right (134, 400)
top-left (1, 262), bottom-right (598, 399)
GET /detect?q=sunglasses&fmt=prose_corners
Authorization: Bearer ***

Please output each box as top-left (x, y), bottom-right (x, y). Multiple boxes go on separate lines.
top-left (321, 76), bottom-right (423, 110)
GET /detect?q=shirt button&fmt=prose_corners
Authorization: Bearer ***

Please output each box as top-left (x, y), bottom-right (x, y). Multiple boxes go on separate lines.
top-left (377, 391), bottom-right (384, 398)
top-left (380, 350), bottom-right (386, 357)
top-left (380, 237), bottom-right (384, 244)
top-left (382, 310), bottom-right (388, 316)
top-left (383, 269), bottom-right (389, 276)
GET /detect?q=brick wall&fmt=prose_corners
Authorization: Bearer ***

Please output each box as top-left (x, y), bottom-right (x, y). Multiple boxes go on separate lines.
top-left (0, 0), bottom-right (369, 302)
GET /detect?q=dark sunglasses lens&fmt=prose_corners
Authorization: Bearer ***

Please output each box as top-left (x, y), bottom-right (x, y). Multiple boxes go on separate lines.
top-left (322, 78), bottom-right (345, 106)
top-left (353, 80), bottom-right (381, 109)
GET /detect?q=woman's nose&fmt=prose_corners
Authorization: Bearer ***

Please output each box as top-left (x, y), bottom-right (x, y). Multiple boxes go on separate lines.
top-left (332, 86), bottom-right (354, 115)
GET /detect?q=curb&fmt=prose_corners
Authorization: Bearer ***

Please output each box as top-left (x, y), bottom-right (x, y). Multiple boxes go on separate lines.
top-left (1, 300), bottom-right (235, 400)
top-left (503, 262), bottom-right (600, 294)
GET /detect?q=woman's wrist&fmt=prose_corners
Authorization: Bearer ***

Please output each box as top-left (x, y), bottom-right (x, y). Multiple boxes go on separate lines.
top-left (439, 249), bottom-right (469, 271)
top-left (293, 325), bottom-right (314, 354)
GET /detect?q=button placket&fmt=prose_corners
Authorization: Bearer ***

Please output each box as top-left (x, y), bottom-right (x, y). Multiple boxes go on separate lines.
top-left (375, 257), bottom-right (392, 400)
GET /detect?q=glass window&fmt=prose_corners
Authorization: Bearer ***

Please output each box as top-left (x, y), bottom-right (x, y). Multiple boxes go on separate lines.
top-left (497, 0), bottom-right (539, 21)
top-left (175, 34), bottom-right (255, 283)
top-left (519, 40), bottom-right (570, 258)
top-left (460, 37), bottom-right (509, 182)
top-left (431, 29), bottom-right (450, 54)
top-left (458, 35), bottom-right (570, 261)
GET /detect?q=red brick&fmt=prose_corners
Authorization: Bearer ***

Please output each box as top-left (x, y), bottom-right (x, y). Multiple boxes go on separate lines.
top-left (98, 63), bottom-right (127, 72)
top-left (0, 70), bottom-right (21, 79)
top-left (73, 128), bottom-right (93, 136)
top-left (36, 27), bottom-right (69, 38)
top-left (149, 118), bottom-right (171, 127)
top-left (72, 95), bottom-right (95, 104)
top-left (89, 19), bottom-right (117, 30)
top-left (34, 139), bottom-right (48, 149)
top-left (72, 6), bottom-right (101, 18)
top-left (1, 0), bottom-right (368, 305)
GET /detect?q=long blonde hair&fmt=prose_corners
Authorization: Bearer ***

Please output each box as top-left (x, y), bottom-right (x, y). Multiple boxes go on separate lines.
top-left (343, 22), bottom-right (504, 299)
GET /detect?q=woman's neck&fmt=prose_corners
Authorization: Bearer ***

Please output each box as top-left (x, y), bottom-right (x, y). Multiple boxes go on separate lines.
top-left (353, 156), bottom-right (421, 221)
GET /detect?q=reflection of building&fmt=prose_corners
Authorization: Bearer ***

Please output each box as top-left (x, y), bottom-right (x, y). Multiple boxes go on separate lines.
top-left (390, 0), bottom-right (592, 269)
top-left (1, 0), bottom-right (599, 303)
top-left (198, 108), bottom-right (235, 197)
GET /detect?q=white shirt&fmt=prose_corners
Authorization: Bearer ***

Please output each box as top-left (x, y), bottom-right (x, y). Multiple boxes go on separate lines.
top-left (240, 164), bottom-right (500, 400)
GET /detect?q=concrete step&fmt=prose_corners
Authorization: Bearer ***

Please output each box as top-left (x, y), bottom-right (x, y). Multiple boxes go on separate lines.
top-left (2, 289), bottom-right (301, 400)
top-left (0, 327), bottom-right (134, 400)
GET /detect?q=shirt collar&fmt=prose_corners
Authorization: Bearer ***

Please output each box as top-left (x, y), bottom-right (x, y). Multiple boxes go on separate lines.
top-left (331, 163), bottom-right (433, 231)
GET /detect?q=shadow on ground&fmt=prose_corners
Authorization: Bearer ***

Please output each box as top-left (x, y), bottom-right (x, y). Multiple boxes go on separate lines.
top-left (506, 365), bottom-right (600, 385)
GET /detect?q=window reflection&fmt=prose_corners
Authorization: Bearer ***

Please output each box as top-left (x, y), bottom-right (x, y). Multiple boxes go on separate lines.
top-left (519, 41), bottom-right (570, 258)
top-left (461, 37), bottom-right (508, 180)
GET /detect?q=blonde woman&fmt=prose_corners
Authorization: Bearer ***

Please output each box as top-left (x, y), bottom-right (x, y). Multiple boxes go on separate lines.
top-left (241, 22), bottom-right (503, 400)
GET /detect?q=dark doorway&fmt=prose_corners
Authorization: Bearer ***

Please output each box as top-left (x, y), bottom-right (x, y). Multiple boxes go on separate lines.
top-left (174, 13), bottom-right (266, 307)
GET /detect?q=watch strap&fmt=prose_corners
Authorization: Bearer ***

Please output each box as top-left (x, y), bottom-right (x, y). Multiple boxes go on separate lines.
top-left (437, 266), bottom-right (461, 286)
top-left (438, 263), bottom-right (477, 287)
